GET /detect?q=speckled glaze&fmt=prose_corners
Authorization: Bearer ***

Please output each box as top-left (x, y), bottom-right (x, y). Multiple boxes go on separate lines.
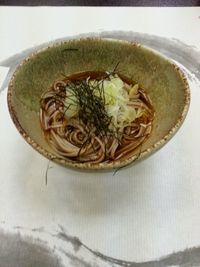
top-left (7, 38), bottom-right (190, 170)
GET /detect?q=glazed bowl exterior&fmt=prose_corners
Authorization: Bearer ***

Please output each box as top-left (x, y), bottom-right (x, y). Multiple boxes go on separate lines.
top-left (7, 38), bottom-right (190, 170)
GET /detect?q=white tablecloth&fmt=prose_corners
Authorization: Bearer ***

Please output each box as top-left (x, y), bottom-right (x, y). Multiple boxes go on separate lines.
top-left (0, 7), bottom-right (200, 267)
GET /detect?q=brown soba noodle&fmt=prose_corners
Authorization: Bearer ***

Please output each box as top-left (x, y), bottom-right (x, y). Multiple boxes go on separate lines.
top-left (40, 71), bottom-right (154, 164)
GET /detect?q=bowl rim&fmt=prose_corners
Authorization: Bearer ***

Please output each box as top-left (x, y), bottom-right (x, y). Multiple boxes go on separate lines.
top-left (7, 37), bottom-right (190, 170)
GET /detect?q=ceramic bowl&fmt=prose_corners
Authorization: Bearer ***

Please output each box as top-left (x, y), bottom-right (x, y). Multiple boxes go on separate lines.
top-left (7, 38), bottom-right (190, 170)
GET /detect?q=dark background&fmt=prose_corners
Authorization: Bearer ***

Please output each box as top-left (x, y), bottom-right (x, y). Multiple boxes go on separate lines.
top-left (0, 0), bottom-right (200, 6)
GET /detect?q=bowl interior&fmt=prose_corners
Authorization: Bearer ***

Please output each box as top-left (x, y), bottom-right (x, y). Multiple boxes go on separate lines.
top-left (8, 38), bottom-right (189, 169)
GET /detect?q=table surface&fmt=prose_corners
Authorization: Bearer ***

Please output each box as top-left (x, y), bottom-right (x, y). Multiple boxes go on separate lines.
top-left (0, 6), bottom-right (200, 267)
top-left (0, 0), bottom-right (200, 6)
